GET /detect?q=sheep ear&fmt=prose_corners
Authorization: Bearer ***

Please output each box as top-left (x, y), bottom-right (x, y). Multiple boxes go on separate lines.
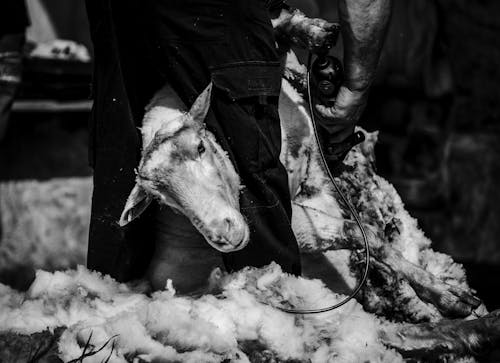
top-left (188, 82), bottom-right (212, 124)
top-left (119, 184), bottom-right (152, 226)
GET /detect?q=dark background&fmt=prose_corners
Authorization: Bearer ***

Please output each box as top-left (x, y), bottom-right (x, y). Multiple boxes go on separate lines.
top-left (1, 0), bottom-right (499, 307)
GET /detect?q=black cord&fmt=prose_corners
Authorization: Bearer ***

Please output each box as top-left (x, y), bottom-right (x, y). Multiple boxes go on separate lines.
top-left (275, 53), bottom-right (370, 314)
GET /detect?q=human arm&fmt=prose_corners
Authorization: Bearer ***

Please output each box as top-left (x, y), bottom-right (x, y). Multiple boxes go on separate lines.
top-left (316, 0), bottom-right (392, 143)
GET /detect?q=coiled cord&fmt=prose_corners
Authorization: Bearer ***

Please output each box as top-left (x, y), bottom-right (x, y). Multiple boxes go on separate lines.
top-left (275, 53), bottom-right (370, 314)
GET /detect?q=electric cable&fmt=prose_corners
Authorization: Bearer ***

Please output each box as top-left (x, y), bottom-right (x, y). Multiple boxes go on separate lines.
top-left (275, 53), bottom-right (370, 314)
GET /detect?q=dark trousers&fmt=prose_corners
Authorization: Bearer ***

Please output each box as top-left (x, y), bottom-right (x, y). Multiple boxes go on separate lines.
top-left (207, 91), bottom-right (301, 274)
top-left (86, 0), bottom-right (301, 280)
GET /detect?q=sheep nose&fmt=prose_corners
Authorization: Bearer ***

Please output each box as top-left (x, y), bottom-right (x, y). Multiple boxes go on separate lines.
top-left (223, 218), bottom-right (233, 234)
top-left (208, 217), bottom-right (235, 236)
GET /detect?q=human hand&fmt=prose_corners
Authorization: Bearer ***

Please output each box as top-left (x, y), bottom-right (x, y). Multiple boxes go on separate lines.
top-left (314, 84), bottom-right (369, 144)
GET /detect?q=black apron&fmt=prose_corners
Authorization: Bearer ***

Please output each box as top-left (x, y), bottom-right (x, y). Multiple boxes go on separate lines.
top-left (85, 0), bottom-right (301, 282)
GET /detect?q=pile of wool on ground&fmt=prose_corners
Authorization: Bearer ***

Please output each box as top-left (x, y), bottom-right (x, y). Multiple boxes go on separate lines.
top-left (0, 263), bottom-right (404, 363)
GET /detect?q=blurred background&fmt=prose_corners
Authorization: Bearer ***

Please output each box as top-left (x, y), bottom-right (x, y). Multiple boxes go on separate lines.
top-left (0, 0), bottom-right (499, 307)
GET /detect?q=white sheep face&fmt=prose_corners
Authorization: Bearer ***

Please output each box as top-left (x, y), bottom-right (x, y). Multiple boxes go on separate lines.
top-left (119, 84), bottom-right (250, 253)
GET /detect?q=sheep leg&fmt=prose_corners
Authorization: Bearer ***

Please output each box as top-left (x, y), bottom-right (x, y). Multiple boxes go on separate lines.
top-left (342, 221), bottom-right (482, 318)
top-left (292, 179), bottom-right (481, 317)
top-left (272, 7), bottom-right (340, 54)
top-left (380, 310), bottom-right (500, 360)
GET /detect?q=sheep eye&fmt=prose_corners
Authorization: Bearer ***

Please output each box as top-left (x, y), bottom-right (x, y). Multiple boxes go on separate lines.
top-left (197, 141), bottom-right (206, 155)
